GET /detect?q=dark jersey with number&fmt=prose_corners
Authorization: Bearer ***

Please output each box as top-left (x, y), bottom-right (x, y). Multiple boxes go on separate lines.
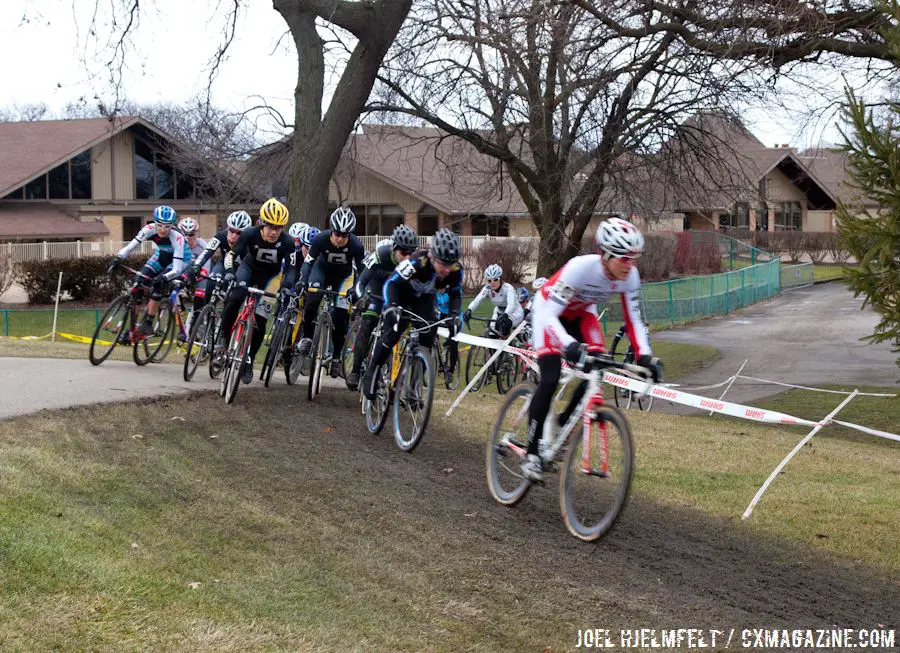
top-left (298, 229), bottom-right (366, 286)
top-left (356, 243), bottom-right (399, 294)
top-left (383, 248), bottom-right (463, 313)
top-left (194, 227), bottom-right (240, 270)
top-left (224, 226), bottom-right (297, 286)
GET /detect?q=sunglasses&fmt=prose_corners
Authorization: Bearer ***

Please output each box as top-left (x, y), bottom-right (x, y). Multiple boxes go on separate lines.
top-left (228, 228), bottom-right (242, 236)
top-left (333, 231), bottom-right (350, 238)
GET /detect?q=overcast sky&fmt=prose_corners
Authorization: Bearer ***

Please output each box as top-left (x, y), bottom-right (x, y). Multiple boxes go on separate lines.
top-left (1, 0), bottom-right (847, 149)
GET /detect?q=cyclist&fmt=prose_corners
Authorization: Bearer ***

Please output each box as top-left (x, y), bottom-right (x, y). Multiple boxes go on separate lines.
top-left (188, 210), bottom-right (253, 313)
top-left (521, 218), bottom-right (661, 482)
top-left (296, 206), bottom-right (365, 379)
top-left (298, 225), bottom-right (319, 260)
top-left (463, 264), bottom-right (524, 338)
top-left (362, 228), bottom-right (463, 400)
top-left (111, 205), bottom-right (188, 335)
top-left (345, 224), bottom-right (418, 390)
top-left (221, 198), bottom-right (297, 384)
top-left (288, 222), bottom-right (309, 252)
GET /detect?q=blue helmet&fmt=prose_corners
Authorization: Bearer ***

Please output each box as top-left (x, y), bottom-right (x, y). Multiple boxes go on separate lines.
top-left (516, 287), bottom-right (530, 304)
top-left (153, 205), bottom-right (177, 225)
top-left (300, 226), bottom-right (320, 247)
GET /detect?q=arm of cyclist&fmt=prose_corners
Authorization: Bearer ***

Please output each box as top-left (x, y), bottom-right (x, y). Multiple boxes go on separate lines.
top-left (163, 230), bottom-right (187, 281)
top-left (467, 284), bottom-right (488, 314)
top-left (223, 229), bottom-right (251, 277)
top-left (502, 282), bottom-right (519, 317)
top-left (191, 235), bottom-right (219, 274)
top-left (280, 238), bottom-right (299, 291)
top-left (297, 230), bottom-right (326, 287)
top-left (619, 271), bottom-right (651, 359)
top-left (115, 223), bottom-right (153, 259)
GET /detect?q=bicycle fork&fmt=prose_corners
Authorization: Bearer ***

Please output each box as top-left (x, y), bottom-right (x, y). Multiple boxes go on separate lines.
top-left (581, 395), bottom-right (610, 477)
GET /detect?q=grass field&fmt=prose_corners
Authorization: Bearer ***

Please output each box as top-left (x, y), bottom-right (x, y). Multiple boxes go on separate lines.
top-left (812, 264), bottom-right (853, 282)
top-left (0, 385), bottom-right (896, 651)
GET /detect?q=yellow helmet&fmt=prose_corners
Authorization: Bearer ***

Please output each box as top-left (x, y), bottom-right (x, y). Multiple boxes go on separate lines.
top-left (259, 198), bottom-right (289, 227)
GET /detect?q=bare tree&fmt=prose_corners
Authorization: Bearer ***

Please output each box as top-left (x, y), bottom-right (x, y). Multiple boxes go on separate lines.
top-left (372, 0), bottom-right (767, 273)
top-left (81, 0), bottom-right (413, 227)
top-left (0, 102), bottom-right (49, 122)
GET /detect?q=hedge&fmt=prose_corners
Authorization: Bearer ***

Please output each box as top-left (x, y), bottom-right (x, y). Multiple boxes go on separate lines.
top-left (16, 254), bottom-right (148, 305)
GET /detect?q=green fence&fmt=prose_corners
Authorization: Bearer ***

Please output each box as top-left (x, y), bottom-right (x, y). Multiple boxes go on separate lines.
top-left (602, 259), bottom-right (782, 328)
top-left (781, 263), bottom-right (814, 289)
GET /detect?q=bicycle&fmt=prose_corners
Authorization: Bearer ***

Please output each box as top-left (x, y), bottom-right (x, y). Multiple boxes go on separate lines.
top-left (433, 321), bottom-right (460, 390)
top-left (487, 352), bottom-right (650, 541)
top-left (363, 309), bottom-right (453, 452)
top-left (182, 276), bottom-right (231, 382)
top-left (89, 264), bottom-right (170, 366)
top-left (219, 286), bottom-right (276, 405)
top-left (464, 315), bottom-right (520, 394)
top-left (147, 279), bottom-right (194, 364)
top-left (305, 287), bottom-right (350, 401)
top-left (260, 292), bottom-right (302, 387)
top-left (609, 323), bottom-right (654, 412)
top-left (340, 294), bottom-right (370, 380)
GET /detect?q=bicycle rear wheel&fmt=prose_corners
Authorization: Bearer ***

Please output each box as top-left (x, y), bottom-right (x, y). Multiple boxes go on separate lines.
top-left (559, 405), bottom-right (633, 542)
top-left (363, 357), bottom-right (392, 435)
top-left (392, 346), bottom-right (435, 452)
top-left (442, 341), bottom-right (460, 390)
top-left (208, 310), bottom-right (226, 380)
top-left (341, 316), bottom-right (362, 379)
top-left (183, 304), bottom-right (214, 381)
top-left (262, 314), bottom-right (289, 387)
top-left (224, 320), bottom-right (252, 405)
top-left (465, 345), bottom-right (490, 392)
top-left (495, 351), bottom-right (517, 395)
top-left (149, 302), bottom-right (177, 363)
top-left (89, 295), bottom-right (130, 366)
top-left (306, 319), bottom-right (330, 401)
top-left (486, 383), bottom-right (534, 506)
top-left (133, 303), bottom-right (173, 366)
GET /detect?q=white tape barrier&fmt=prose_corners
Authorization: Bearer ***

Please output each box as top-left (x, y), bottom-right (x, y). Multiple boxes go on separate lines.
top-left (442, 325), bottom-right (900, 443)
top-left (736, 375), bottom-right (896, 397)
top-left (604, 372), bottom-right (900, 443)
top-left (444, 321), bottom-right (529, 417)
top-left (712, 359), bottom-right (748, 415)
top-left (743, 391), bottom-right (859, 520)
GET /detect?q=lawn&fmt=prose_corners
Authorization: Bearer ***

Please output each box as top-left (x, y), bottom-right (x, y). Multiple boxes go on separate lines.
top-left (0, 386), bottom-right (896, 651)
top-left (812, 264), bottom-right (853, 281)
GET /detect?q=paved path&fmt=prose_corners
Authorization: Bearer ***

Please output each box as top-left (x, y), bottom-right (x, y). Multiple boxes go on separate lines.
top-left (0, 356), bottom-right (343, 421)
top-left (655, 282), bottom-right (899, 409)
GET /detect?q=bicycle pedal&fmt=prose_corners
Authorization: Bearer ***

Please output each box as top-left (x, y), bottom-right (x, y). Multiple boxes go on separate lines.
top-left (544, 461), bottom-right (559, 474)
top-left (583, 468), bottom-right (610, 478)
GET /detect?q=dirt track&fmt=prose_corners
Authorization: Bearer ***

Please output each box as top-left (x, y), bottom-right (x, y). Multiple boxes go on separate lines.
top-left (237, 385), bottom-right (900, 636)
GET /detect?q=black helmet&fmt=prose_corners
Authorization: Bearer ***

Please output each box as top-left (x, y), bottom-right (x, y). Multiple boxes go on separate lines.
top-left (392, 224), bottom-right (418, 252)
top-left (430, 228), bottom-right (460, 263)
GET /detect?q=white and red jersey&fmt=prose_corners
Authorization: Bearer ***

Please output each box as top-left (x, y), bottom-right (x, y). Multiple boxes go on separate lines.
top-left (532, 254), bottom-right (650, 358)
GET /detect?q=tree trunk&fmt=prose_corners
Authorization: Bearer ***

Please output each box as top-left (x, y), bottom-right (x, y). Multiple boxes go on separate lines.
top-left (535, 221), bottom-right (572, 276)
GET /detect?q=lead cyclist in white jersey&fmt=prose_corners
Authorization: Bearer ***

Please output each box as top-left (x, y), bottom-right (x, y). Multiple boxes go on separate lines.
top-left (521, 218), bottom-right (663, 482)
top-left (463, 264), bottom-right (524, 337)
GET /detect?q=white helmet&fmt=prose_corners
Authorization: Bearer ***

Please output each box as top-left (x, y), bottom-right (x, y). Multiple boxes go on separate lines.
top-left (484, 264), bottom-right (503, 281)
top-left (532, 277), bottom-right (547, 290)
top-left (226, 210), bottom-right (252, 231)
top-left (376, 237), bottom-right (393, 250)
top-left (595, 217), bottom-right (644, 258)
top-left (288, 222), bottom-right (309, 239)
top-left (177, 217), bottom-right (198, 235)
top-left (329, 206), bottom-right (357, 233)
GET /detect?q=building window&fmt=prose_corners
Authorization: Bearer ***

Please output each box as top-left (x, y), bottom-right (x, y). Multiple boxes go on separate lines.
top-left (719, 202), bottom-right (749, 229)
top-left (70, 151), bottom-right (92, 200)
top-left (418, 206), bottom-right (439, 236)
top-left (774, 201), bottom-right (802, 231)
top-left (48, 163), bottom-right (70, 199)
top-left (756, 202), bottom-right (769, 231)
top-left (472, 214), bottom-right (510, 236)
top-left (25, 176), bottom-right (46, 199)
top-left (135, 139), bottom-right (155, 200)
top-left (155, 157), bottom-right (175, 200)
top-left (122, 216), bottom-right (143, 241)
top-left (2, 188), bottom-right (23, 200)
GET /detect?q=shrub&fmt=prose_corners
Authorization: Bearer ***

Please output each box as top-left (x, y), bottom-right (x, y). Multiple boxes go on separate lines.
top-left (463, 238), bottom-right (537, 293)
top-left (636, 233), bottom-right (675, 281)
top-left (803, 232), bottom-right (829, 264)
top-left (0, 252), bottom-right (15, 298)
top-left (673, 232), bottom-right (722, 275)
top-left (780, 231), bottom-right (805, 264)
top-left (17, 254), bottom-right (146, 305)
top-left (823, 232), bottom-right (851, 264)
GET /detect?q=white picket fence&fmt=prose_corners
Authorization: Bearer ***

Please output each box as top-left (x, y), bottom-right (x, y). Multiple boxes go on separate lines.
top-left (1, 235), bottom-right (539, 263)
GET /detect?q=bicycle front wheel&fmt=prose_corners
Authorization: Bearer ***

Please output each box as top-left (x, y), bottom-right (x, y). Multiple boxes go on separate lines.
top-left (133, 303), bottom-right (173, 366)
top-left (342, 316), bottom-right (362, 380)
top-left (149, 302), bottom-right (177, 363)
top-left (224, 320), bottom-right (253, 405)
top-left (183, 304), bottom-right (214, 382)
top-left (89, 295), bottom-right (130, 366)
top-left (306, 319), bottom-right (330, 401)
top-left (559, 405), bottom-right (634, 542)
top-left (442, 342), bottom-right (460, 390)
top-left (363, 357), bottom-right (392, 435)
top-left (486, 383), bottom-right (534, 506)
top-left (263, 315), bottom-right (289, 388)
top-left (392, 346), bottom-right (435, 452)
top-left (465, 345), bottom-right (490, 392)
